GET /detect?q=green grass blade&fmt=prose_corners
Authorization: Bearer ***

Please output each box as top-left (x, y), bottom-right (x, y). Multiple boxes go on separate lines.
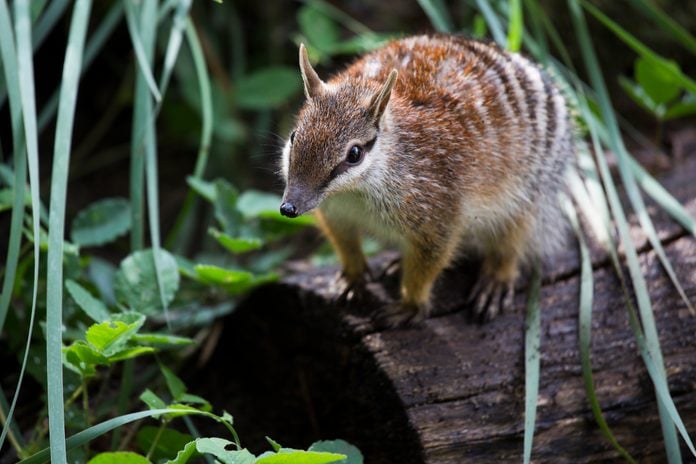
top-left (0, 0), bottom-right (26, 337)
top-left (474, 0), bottom-right (507, 46)
top-left (506, 0), bottom-right (523, 51)
top-left (132, 0), bottom-right (172, 322)
top-left (157, 0), bottom-right (192, 99)
top-left (0, 0), bottom-right (68, 108)
top-left (0, 0), bottom-right (28, 453)
top-left (523, 261), bottom-right (541, 464)
top-left (562, 195), bottom-right (637, 463)
top-left (43, 1), bottom-right (93, 462)
top-left (129, 0), bottom-right (158, 251)
top-left (568, 1), bottom-right (690, 457)
top-left (32, 0), bottom-right (69, 52)
top-left (125, 0), bottom-right (162, 103)
top-left (581, 0), bottom-right (696, 95)
top-left (305, 0), bottom-right (373, 36)
top-left (38, 2), bottom-right (123, 133)
top-left (626, 0), bottom-right (696, 55)
top-left (10, 0), bottom-right (48, 458)
top-left (164, 20), bottom-right (214, 251)
top-left (19, 408), bottom-right (216, 464)
top-left (628, 154), bottom-right (696, 237)
top-left (416, 0), bottom-right (454, 33)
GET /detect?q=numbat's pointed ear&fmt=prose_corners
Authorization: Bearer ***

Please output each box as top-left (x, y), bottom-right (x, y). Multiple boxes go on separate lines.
top-left (368, 69), bottom-right (398, 123)
top-left (299, 43), bottom-right (325, 99)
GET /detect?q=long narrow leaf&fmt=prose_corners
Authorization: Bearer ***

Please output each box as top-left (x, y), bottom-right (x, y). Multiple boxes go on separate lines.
top-left (44, 1), bottom-right (93, 462)
top-left (0, 0), bottom-right (69, 108)
top-left (129, 0), bottom-right (158, 251)
top-left (165, 20), bottom-right (214, 251)
top-left (562, 195), bottom-right (637, 463)
top-left (416, 0), bottom-right (454, 33)
top-left (0, 0), bottom-right (28, 453)
top-left (158, 0), bottom-right (192, 98)
top-left (506, 0), bottom-right (523, 51)
top-left (19, 408), bottom-right (223, 464)
top-left (581, 0), bottom-right (696, 95)
top-left (474, 0), bottom-right (507, 46)
top-left (626, 0), bottom-right (696, 56)
top-left (0, 0), bottom-right (26, 339)
top-left (568, 1), bottom-right (690, 457)
top-left (11, 1), bottom-right (46, 460)
top-left (523, 262), bottom-right (541, 464)
top-left (628, 154), bottom-right (696, 237)
top-left (124, 0), bottom-right (162, 103)
top-left (32, 0), bottom-right (69, 52)
top-left (38, 2), bottom-right (123, 133)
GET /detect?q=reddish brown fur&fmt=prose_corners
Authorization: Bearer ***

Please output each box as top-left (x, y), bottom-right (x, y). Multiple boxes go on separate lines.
top-left (281, 36), bottom-right (573, 325)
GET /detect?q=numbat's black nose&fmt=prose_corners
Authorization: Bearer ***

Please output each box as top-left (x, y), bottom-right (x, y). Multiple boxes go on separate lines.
top-left (279, 202), bottom-right (298, 218)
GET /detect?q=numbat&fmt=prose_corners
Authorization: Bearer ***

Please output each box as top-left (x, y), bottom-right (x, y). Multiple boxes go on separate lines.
top-left (279, 35), bottom-right (573, 326)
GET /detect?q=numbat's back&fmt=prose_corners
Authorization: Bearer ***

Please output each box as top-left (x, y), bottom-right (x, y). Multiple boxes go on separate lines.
top-left (279, 35), bottom-right (574, 326)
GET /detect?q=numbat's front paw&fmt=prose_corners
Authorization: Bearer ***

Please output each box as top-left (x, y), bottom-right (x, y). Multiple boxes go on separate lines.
top-left (377, 301), bottom-right (428, 328)
top-left (333, 269), bottom-right (373, 304)
top-left (468, 276), bottom-right (515, 321)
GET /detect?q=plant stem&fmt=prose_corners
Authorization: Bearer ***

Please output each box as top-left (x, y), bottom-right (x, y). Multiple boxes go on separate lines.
top-left (146, 421), bottom-right (167, 460)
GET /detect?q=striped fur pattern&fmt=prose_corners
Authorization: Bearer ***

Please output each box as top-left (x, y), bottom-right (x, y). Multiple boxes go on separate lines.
top-left (280, 35), bottom-right (574, 325)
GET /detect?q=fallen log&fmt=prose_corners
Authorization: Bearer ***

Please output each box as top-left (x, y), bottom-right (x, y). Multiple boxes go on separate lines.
top-left (190, 144), bottom-right (696, 463)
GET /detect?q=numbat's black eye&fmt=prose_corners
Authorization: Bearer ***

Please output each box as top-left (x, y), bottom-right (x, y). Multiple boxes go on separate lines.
top-left (346, 145), bottom-right (364, 165)
top-left (290, 130), bottom-right (296, 144)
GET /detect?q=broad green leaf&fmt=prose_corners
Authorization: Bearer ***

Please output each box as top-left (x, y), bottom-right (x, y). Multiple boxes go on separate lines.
top-left (131, 333), bottom-right (194, 347)
top-left (256, 450), bottom-right (346, 464)
top-left (194, 265), bottom-right (278, 295)
top-left (85, 315), bottom-right (144, 357)
top-left (87, 257), bottom-right (118, 306)
top-left (309, 440), bottom-right (363, 464)
top-left (635, 57), bottom-right (681, 105)
top-left (618, 75), bottom-right (661, 116)
top-left (62, 341), bottom-right (107, 376)
top-left (235, 67), bottom-right (301, 109)
top-left (663, 95), bottom-right (696, 120)
top-left (165, 440), bottom-right (197, 464)
top-left (70, 197), bottom-right (132, 247)
top-left (107, 346), bottom-right (156, 363)
top-left (210, 228), bottom-right (263, 254)
top-left (178, 393), bottom-right (211, 410)
top-left (87, 451), bottom-right (151, 464)
top-left (160, 364), bottom-right (186, 400)
top-left (298, 5), bottom-right (339, 54)
top-left (214, 179), bottom-right (243, 236)
top-left (237, 190), bottom-right (315, 225)
top-left (115, 249), bottom-right (180, 315)
top-left (236, 190), bottom-right (281, 218)
top-left (140, 389), bottom-right (167, 411)
top-left (136, 426), bottom-right (193, 463)
top-left (194, 265), bottom-right (253, 287)
top-left (65, 279), bottom-right (110, 322)
top-left (195, 438), bottom-right (254, 464)
top-left (186, 176), bottom-right (216, 202)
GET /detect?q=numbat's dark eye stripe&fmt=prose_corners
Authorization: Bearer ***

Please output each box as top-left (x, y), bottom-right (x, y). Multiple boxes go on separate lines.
top-left (290, 130), bottom-right (296, 144)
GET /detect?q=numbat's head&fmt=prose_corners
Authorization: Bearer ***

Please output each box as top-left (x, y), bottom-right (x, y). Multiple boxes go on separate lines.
top-left (279, 44), bottom-right (397, 218)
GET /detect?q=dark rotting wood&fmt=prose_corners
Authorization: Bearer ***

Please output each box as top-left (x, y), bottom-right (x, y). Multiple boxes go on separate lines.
top-left (189, 142), bottom-right (696, 463)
